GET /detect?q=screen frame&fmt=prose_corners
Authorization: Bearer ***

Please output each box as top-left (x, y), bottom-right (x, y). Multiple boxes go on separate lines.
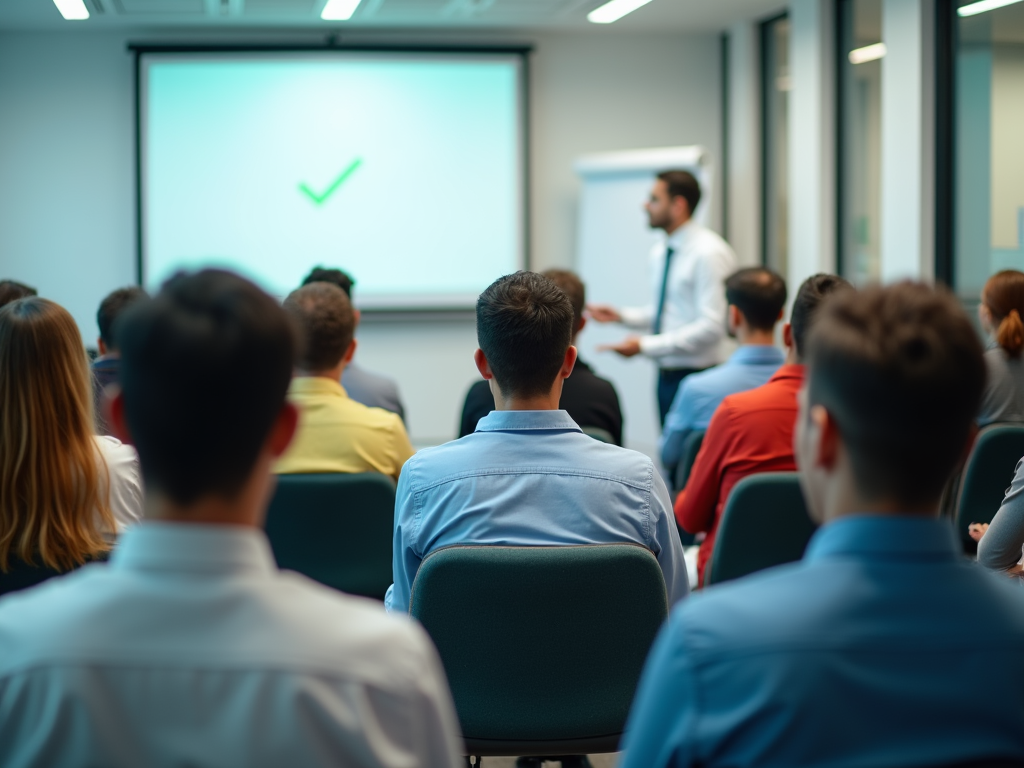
top-left (131, 42), bottom-right (532, 314)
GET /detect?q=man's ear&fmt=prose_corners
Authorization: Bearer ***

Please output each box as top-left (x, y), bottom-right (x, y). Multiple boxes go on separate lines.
top-left (811, 404), bottom-right (841, 471)
top-left (576, 315), bottom-right (587, 336)
top-left (727, 305), bottom-right (742, 331)
top-left (343, 338), bottom-right (357, 365)
top-left (561, 345), bottom-right (578, 379)
top-left (353, 308), bottom-right (362, 328)
top-left (782, 322), bottom-right (794, 350)
top-left (267, 402), bottom-right (299, 459)
top-left (97, 338), bottom-right (108, 356)
top-left (106, 387), bottom-right (132, 445)
top-left (474, 348), bottom-right (493, 380)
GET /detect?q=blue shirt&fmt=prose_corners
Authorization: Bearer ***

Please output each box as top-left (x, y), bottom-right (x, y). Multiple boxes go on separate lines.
top-left (384, 410), bottom-right (688, 612)
top-left (660, 345), bottom-right (784, 468)
top-left (618, 515), bottom-right (1024, 768)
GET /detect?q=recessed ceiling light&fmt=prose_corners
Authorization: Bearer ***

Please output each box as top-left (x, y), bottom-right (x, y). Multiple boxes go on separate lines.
top-left (587, 0), bottom-right (654, 24)
top-left (958, 0), bottom-right (1024, 17)
top-left (321, 0), bottom-right (362, 21)
top-left (53, 0), bottom-right (89, 20)
top-left (848, 42), bottom-right (886, 65)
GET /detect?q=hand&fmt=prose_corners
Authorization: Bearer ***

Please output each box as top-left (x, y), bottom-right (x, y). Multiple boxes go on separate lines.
top-left (585, 303), bottom-right (622, 323)
top-left (598, 337), bottom-right (643, 358)
top-left (1005, 563), bottom-right (1024, 578)
top-left (968, 522), bottom-right (989, 542)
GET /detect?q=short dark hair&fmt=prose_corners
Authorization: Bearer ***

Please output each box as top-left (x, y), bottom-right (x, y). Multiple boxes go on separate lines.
top-left (0, 280), bottom-right (37, 309)
top-left (725, 268), bottom-right (787, 331)
top-left (116, 270), bottom-right (298, 505)
top-left (97, 286), bottom-right (148, 350)
top-left (477, 271), bottom-right (574, 399)
top-left (790, 274), bottom-right (852, 360)
top-left (541, 269), bottom-right (585, 333)
top-left (807, 282), bottom-right (986, 508)
top-left (302, 266), bottom-right (355, 298)
top-left (656, 170), bottom-right (702, 217)
top-left (284, 282), bottom-right (355, 373)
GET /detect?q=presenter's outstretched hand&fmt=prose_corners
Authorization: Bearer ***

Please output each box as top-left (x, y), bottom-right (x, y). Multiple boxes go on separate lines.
top-left (598, 337), bottom-right (642, 358)
top-left (585, 303), bottom-right (622, 324)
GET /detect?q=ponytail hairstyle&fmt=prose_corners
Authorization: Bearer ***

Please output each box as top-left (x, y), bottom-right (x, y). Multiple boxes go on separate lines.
top-left (0, 298), bottom-right (114, 571)
top-left (983, 270), bottom-right (1024, 359)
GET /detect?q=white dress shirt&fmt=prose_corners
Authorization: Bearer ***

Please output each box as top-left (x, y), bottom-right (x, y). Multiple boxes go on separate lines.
top-left (0, 523), bottom-right (463, 768)
top-left (94, 434), bottom-right (144, 532)
top-left (620, 220), bottom-right (737, 369)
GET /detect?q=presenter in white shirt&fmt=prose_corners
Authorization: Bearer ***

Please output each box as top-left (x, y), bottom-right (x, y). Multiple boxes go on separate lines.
top-left (588, 170), bottom-right (737, 424)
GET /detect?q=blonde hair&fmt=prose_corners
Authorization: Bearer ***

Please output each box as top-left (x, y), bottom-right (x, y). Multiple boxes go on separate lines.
top-left (983, 270), bottom-right (1024, 359)
top-left (0, 298), bottom-right (114, 571)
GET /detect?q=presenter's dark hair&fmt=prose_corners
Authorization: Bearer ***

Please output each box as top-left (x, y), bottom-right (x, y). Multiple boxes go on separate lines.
top-left (657, 170), bottom-right (702, 216)
top-left (0, 280), bottom-right (37, 309)
top-left (302, 266), bottom-right (355, 298)
top-left (477, 271), bottom-right (573, 399)
top-left (97, 286), bottom-right (148, 350)
top-left (541, 269), bottom-right (585, 333)
top-left (790, 274), bottom-right (851, 360)
top-left (116, 269), bottom-right (298, 505)
top-left (725, 268), bottom-right (787, 331)
top-left (807, 282), bottom-right (985, 507)
top-left (284, 282), bottom-right (355, 373)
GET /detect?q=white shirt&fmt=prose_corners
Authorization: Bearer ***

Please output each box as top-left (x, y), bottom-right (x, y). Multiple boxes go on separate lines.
top-left (0, 523), bottom-right (464, 768)
top-left (94, 434), bottom-right (144, 533)
top-left (620, 221), bottom-right (737, 369)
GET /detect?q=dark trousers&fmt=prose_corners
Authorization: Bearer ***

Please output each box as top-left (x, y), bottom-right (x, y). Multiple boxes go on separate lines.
top-left (657, 367), bottom-right (705, 427)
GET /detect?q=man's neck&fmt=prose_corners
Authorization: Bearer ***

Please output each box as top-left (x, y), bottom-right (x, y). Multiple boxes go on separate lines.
top-left (736, 329), bottom-right (777, 346)
top-left (664, 216), bottom-right (692, 237)
top-left (490, 382), bottom-right (564, 411)
top-left (297, 362), bottom-right (345, 381)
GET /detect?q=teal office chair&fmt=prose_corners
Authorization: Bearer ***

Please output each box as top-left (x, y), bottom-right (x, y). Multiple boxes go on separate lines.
top-left (955, 424), bottom-right (1024, 554)
top-left (581, 426), bottom-right (615, 444)
top-left (672, 429), bottom-right (706, 493)
top-left (705, 472), bottom-right (816, 586)
top-left (264, 472), bottom-right (396, 600)
top-left (409, 544), bottom-right (668, 759)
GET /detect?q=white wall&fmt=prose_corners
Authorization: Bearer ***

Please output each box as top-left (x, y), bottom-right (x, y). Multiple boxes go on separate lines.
top-left (0, 27), bottom-right (723, 446)
top-left (992, 42), bottom-right (1024, 250)
top-left (725, 20), bottom-right (762, 268)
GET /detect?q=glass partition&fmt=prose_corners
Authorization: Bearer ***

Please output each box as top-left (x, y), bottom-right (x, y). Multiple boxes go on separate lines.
top-left (762, 14), bottom-right (790, 277)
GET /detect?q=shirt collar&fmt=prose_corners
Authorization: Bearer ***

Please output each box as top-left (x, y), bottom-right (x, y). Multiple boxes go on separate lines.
top-left (289, 375), bottom-right (349, 399)
top-left (768, 363), bottom-right (805, 382)
top-left (728, 345), bottom-right (785, 365)
top-left (112, 522), bottom-right (277, 575)
top-left (474, 409), bottom-right (583, 433)
top-left (665, 220), bottom-right (696, 249)
top-left (805, 515), bottom-right (960, 563)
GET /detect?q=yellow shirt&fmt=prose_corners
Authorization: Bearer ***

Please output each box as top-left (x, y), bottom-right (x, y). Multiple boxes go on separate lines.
top-left (275, 377), bottom-right (414, 480)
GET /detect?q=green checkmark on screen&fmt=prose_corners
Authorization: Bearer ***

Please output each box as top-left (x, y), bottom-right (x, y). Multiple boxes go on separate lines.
top-left (298, 158), bottom-right (363, 205)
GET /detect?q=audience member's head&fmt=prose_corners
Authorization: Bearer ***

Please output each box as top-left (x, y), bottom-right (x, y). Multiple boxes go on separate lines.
top-left (0, 280), bottom-right (37, 309)
top-left (476, 271), bottom-right (575, 400)
top-left (284, 282), bottom-right (357, 376)
top-left (541, 268), bottom-right (586, 339)
top-left (113, 270), bottom-right (298, 513)
top-left (798, 282), bottom-right (986, 522)
top-left (724, 267), bottom-right (787, 338)
top-left (787, 273), bottom-right (852, 362)
top-left (0, 297), bottom-right (115, 570)
top-left (302, 266), bottom-right (355, 298)
top-left (97, 286), bottom-right (148, 356)
top-left (980, 270), bottom-right (1024, 358)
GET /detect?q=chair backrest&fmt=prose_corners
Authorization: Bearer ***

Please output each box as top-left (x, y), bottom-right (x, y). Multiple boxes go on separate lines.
top-left (264, 472), bottom-right (396, 600)
top-left (673, 429), bottom-right (706, 493)
top-left (409, 544), bottom-right (668, 757)
top-left (705, 472), bottom-right (816, 586)
top-left (955, 424), bottom-right (1024, 554)
top-left (581, 426), bottom-right (615, 444)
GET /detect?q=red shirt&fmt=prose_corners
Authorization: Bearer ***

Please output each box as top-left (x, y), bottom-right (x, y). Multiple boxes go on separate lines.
top-left (675, 364), bottom-right (804, 585)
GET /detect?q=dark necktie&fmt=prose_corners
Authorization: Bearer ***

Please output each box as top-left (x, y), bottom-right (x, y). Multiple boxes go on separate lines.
top-left (653, 245), bottom-right (675, 335)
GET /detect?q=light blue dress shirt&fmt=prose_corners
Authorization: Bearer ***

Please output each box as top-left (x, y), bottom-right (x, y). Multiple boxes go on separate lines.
top-left (660, 344), bottom-right (784, 468)
top-left (385, 410), bottom-right (688, 612)
top-left (619, 516), bottom-right (1024, 768)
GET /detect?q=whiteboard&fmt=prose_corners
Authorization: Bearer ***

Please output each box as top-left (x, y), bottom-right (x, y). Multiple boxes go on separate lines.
top-left (574, 145), bottom-right (714, 462)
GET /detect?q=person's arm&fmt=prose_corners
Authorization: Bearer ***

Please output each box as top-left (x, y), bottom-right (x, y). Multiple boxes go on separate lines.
top-left (638, 246), bottom-right (733, 359)
top-left (619, 304), bottom-right (655, 331)
top-left (674, 402), bottom-right (732, 534)
top-left (385, 466), bottom-right (421, 613)
top-left (648, 470), bottom-right (690, 604)
top-left (617, 612), bottom-right (698, 768)
top-left (977, 457), bottom-right (1024, 571)
top-left (660, 379), bottom-right (697, 469)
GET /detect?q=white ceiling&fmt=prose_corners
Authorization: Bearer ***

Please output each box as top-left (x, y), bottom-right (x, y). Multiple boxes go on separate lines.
top-left (0, 0), bottom-right (787, 33)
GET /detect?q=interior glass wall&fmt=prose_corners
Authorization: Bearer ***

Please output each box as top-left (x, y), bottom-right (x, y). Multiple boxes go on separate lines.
top-left (838, 0), bottom-right (883, 285)
top-left (954, 1), bottom-right (1024, 301)
top-left (761, 14), bottom-right (790, 277)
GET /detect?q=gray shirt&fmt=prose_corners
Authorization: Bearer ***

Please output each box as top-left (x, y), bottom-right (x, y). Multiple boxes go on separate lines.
top-left (342, 362), bottom-right (406, 422)
top-left (979, 346), bottom-right (1024, 426)
top-left (977, 457), bottom-right (1024, 571)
